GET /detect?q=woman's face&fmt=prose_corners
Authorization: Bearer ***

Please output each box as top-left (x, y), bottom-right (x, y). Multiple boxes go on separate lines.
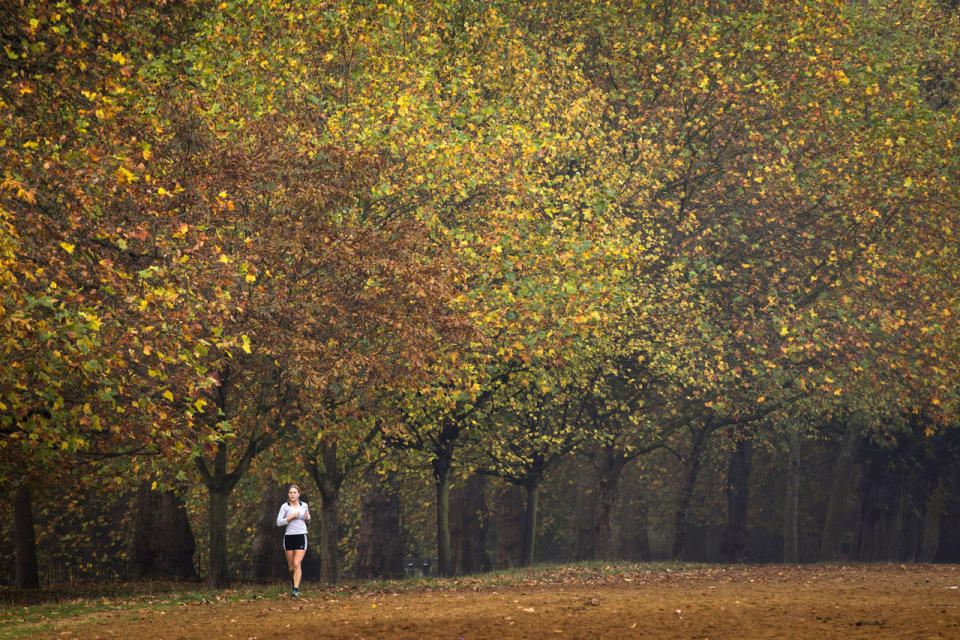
top-left (288, 486), bottom-right (300, 503)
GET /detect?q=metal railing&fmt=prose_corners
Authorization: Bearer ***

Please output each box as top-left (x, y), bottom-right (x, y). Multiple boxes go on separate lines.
top-left (0, 557), bottom-right (261, 588)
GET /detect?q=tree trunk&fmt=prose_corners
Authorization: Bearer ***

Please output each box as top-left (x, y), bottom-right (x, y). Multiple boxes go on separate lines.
top-left (820, 423), bottom-right (858, 561)
top-left (720, 438), bottom-right (753, 562)
top-left (208, 487), bottom-right (230, 586)
top-left (355, 469), bottom-right (404, 579)
top-left (617, 496), bottom-right (650, 561)
top-left (431, 438), bottom-right (456, 577)
top-left (319, 483), bottom-right (340, 583)
top-left (920, 478), bottom-right (946, 562)
top-left (594, 449), bottom-right (627, 561)
top-left (306, 439), bottom-right (345, 584)
top-left (574, 458), bottom-right (599, 561)
top-left (252, 485), bottom-right (288, 581)
top-left (14, 485), bottom-right (39, 589)
top-left (671, 424), bottom-right (710, 560)
top-left (934, 483), bottom-right (960, 562)
top-left (193, 366), bottom-right (279, 588)
top-left (494, 483), bottom-right (526, 568)
top-left (133, 482), bottom-right (197, 579)
top-left (783, 425), bottom-right (801, 563)
top-left (451, 474), bottom-right (490, 574)
top-left (520, 479), bottom-right (540, 567)
top-left (897, 490), bottom-right (924, 562)
top-left (854, 445), bottom-right (900, 561)
top-left (198, 440), bottom-right (238, 588)
top-left (435, 469), bottom-right (452, 575)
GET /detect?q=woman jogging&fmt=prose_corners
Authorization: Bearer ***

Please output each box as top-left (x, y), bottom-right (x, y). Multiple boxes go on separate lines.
top-left (276, 483), bottom-right (310, 596)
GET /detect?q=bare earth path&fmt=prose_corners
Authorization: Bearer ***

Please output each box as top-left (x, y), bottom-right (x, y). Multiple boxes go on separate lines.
top-left (17, 565), bottom-right (960, 639)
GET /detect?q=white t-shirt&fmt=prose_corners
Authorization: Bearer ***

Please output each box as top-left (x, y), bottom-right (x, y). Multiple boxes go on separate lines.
top-left (276, 502), bottom-right (309, 536)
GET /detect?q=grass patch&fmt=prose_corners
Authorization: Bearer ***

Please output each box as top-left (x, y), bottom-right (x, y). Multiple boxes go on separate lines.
top-left (0, 582), bottom-right (291, 640)
top-left (0, 562), bottom-right (722, 639)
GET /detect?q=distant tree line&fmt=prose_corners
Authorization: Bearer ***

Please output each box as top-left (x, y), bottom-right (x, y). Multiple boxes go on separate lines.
top-left (5, 409), bottom-right (960, 588)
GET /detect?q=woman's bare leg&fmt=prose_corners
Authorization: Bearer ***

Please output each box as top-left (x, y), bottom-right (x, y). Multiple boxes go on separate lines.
top-left (285, 549), bottom-right (296, 586)
top-left (292, 549), bottom-right (306, 588)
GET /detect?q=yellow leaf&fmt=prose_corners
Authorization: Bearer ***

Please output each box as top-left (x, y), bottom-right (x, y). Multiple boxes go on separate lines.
top-left (163, 390), bottom-right (174, 401)
top-left (111, 52), bottom-right (126, 65)
top-left (219, 254), bottom-right (231, 264)
top-left (59, 242), bottom-right (75, 254)
top-left (116, 166), bottom-right (137, 184)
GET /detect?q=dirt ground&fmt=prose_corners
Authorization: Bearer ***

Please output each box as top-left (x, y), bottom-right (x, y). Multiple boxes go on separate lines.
top-left (18, 564), bottom-right (960, 639)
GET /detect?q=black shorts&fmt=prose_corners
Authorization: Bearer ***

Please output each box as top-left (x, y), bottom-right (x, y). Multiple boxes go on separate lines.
top-left (284, 534), bottom-right (307, 551)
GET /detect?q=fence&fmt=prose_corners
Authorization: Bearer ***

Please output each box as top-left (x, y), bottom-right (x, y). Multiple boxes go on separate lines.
top-left (1, 556), bottom-right (435, 590)
top-left (0, 557), bottom-right (259, 588)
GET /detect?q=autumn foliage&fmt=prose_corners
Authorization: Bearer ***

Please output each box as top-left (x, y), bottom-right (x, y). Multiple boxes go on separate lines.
top-left (2, 0), bottom-right (959, 586)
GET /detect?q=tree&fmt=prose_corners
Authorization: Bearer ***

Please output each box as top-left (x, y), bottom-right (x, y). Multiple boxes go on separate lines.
top-left (472, 368), bottom-right (584, 567)
top-left (108, 0), bottom-right (468, 585)
top-left (1, 0), bottom-right (213, 588)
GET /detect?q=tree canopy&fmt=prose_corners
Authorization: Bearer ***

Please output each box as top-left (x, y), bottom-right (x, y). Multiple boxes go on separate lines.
top-left (3, 0), bottom-right (959, 584)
